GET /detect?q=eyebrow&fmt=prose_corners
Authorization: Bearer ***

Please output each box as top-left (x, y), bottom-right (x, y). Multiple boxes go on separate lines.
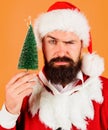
top-left (45, 35), bottom-right (56, 39)
top-left (45, 35), bottom-right (77, 43)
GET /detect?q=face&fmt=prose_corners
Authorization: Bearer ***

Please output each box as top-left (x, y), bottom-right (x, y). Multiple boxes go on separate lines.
top-left (42, 30), bottom-right (82, 66)
top-left (42, 30), bottom-right (83, 86)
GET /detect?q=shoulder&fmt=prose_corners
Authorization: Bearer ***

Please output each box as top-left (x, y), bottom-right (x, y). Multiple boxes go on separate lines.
top-left (99, 76), bottom-right (108, 98)
top-left (100, 76), bottom-right (108, 81)
top-left (100, 76), bottom-right (108, 87)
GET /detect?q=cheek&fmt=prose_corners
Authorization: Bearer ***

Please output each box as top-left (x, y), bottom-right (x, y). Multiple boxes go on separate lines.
top-left (43, 45), bottom-right (54, 62)
top-left (69, 46), bottom-right (82, 61)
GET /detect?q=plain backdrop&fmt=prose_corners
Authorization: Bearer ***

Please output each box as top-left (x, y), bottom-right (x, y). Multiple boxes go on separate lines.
top-left (0, 0), bottom-right (108, 108)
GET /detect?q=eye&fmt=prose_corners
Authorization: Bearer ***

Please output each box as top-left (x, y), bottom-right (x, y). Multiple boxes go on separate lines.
top-left (48, 39), bottom-right (57, 44)
top-left (65, 41), bottom-right (75, 44)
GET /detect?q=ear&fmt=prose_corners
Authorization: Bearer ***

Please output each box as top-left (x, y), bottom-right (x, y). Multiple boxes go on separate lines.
top-left (42, 38), bottom-right (45, 52)
top-left (80, 40), bottom-right (83, 50)
top-left (80, 40), bottom-right (85, 57)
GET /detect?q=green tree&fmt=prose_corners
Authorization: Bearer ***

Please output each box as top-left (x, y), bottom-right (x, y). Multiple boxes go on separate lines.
top-left (18, 24), bottom-right (38, 70)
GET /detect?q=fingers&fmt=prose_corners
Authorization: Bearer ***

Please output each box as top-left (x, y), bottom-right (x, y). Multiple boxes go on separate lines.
top-left (6, 72), bottom-right (36, 89)
top-left (5, 72), bottom-right (37, 114)
top-left (19, 87), bottom-right (33, 100)
top-left (6, 72), bottom-right (36, 98)
top-left (14, 81), bottom-right (35, 95)
top-left (11, 73), bottom-right (36, 90)
top-left (6, 72), bottom-right (29, 86)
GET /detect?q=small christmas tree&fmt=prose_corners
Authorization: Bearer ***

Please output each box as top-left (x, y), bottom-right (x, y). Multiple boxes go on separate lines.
top-left (18, 24), bottom-right (38, 70)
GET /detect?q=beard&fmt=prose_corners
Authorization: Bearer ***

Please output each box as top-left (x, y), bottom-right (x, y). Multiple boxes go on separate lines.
top-left (44, 56), bottom-right (82, 86)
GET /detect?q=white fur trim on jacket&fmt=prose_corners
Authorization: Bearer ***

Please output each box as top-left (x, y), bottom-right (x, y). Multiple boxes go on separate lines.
top-left (29, 77), bottom-right (44, 117)
top-left (29, 75), bottom-right (103, 130)
top-left (34, 9), bottom-right (90, 48)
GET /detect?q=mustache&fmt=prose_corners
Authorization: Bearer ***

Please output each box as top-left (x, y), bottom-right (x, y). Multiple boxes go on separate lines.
top-left (49, 56), bottom-right (74, 65)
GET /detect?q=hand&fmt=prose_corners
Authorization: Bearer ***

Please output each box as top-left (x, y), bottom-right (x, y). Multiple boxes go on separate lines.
top-left (5, 72), bottom-right (36, 115)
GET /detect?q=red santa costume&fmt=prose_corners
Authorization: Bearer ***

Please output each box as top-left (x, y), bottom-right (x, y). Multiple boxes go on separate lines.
top-left (0, 1), bottom-right (108, 130)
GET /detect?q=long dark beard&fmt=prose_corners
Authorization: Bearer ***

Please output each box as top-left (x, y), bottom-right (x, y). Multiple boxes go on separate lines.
top-left (44, 56), bottom-right (82, 86)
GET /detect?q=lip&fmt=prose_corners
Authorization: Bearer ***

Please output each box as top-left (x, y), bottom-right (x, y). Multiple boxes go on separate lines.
top-left (54, 61), bottom-right (69, 66)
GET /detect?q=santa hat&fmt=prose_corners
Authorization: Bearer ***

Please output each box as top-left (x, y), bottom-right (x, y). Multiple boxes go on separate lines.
top-left (34, 1), bottom-right (104, 77)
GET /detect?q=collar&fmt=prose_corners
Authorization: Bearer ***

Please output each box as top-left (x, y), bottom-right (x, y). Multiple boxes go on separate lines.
top-left (38, 70), bottom-right (84, 95)
top-left (53, 71), bottom-right (84, 93)
top-left (29, 72), bottom-right (103, 129)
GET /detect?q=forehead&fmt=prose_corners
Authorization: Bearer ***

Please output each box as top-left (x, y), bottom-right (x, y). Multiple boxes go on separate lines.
top-left (44, 30), bottom-right (80, 41)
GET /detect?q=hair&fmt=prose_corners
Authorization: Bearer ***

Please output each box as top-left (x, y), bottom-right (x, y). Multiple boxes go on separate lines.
top-left (44, 56), bottom-right (82, 86)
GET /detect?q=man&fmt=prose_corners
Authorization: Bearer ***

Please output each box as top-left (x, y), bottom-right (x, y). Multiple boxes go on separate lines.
top-left (0, 1), bottom-right (108, 130)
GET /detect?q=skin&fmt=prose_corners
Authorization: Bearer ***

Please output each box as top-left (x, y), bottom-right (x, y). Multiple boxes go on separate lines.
top-left (5, 72), bottom-right (36, 114)
top-left (42, 30), bottom-right (83, 67)
top-left (5, 30), bottom-right (83, 115)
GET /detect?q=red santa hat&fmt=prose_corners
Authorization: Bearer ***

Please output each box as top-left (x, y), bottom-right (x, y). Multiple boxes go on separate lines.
top-left (34, 1), bottom-right (104, 77)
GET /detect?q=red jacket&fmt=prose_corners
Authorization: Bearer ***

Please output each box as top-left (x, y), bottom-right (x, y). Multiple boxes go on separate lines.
top-left (0, 76), bottom-right (108, 130)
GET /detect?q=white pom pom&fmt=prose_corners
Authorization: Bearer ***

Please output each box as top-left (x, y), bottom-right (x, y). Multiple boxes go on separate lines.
top-left (81, 53), bottom-right (104, 77)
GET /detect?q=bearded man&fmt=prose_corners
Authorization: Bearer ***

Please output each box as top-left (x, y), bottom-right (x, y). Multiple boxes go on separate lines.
top-left (0, 1), bottom-right (108, 130)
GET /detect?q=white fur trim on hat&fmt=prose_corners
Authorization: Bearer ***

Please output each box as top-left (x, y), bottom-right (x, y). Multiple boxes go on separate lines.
top-left (34, 9), bottom-right (90, 48)
top-left (81, 53), bottom-right (104, 77)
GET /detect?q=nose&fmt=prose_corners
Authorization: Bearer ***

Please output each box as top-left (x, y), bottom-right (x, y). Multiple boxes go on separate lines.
top-left (56, 42), bottom-right (67, 57)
